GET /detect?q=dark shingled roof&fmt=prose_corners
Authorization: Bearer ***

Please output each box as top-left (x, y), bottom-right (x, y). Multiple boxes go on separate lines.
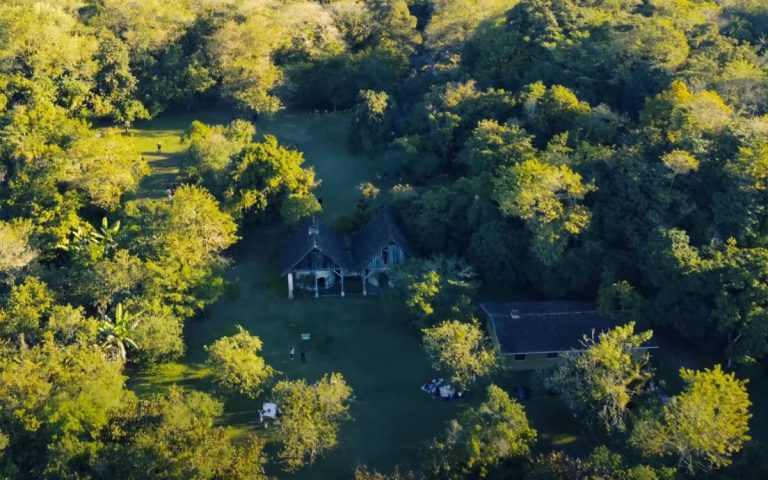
top-left (279, 220), bottom-right (353, 275)
top-left (480, 301), bottom-right (657, 355)
top-left (351, 209), bottom-right (416, 269)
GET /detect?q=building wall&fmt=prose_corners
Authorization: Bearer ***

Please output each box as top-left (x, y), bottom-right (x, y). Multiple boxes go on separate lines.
top-left (502, 353), bottom-right (560, 371)
top-left (367, 244), bottom-right (405, 268)
top-left (293, 270), bottom-right (336, 290)
top-left (498, 348), bottom-right (656, 371)
top-left (294, 249), bottom-right (338, 271)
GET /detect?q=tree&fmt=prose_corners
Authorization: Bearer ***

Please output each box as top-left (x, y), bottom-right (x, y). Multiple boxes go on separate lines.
top-left (545, 322), bottom-right (654, 431)
top-left (429, 385), bottom-right (537, 479)
top-left (493, 158), bottom-right (594, 264)
top-left (99, 386), bottom-right (269, 480)
top-left (99, 303), bottom-right (138, 362)
top-left (527, 447), bottom-right (676, 480)
top-left (0, 277), bottom-right (54, 346)
top-left (709, 241), bottom-right (768, 365)
top-left (273, 373), bottom-right (353, 471)
top-left (354, 466), bottom-right (418, 480)
top-left (0, 337), bottom-right (131, 478)
top-left (125, 298), bottom-right (184, 363)
top-left (391, 257), bottom-right (477, 327)
top-left (182, 120), bottom-right (255, 194)
top-left (661, 149), bottom-right (699, 186)
top-left (422, 319), bottom-right (497, 390)
top-left (145, 185), bottom-right (239, 267)
top-left (65, 129), bottom-right (149, 210)
top-left (458, 120), bottom-right (536, 175)
top-left (280, 194), bottom-right (322, 226)
top-left (631, 365), bottom-right (751, 475)
top-left (92, 32), bottom-right (149, 126)
top-left (71, 248), bottom-right (145, 311)
top-left (46, 305), bottom-right (100, 347)
top-left (0, 219), bottom-right (37, 280)
top-left (209, 11), bottom-right (289, 114)
top-left (351, 89), bottom-right (393, 152)
top-left (93, 0), bottom-right (196, 64)
top-left (366, 0), bottom-right (422, 56)
top-left (227, 135), bottom-right (319, 218)
top-left (715, 58), bottom-right (768, 115)
top-left (205, 325), bottom-right (274, 398)
top-left (518, 82), bottom-right (593, 142)
top-left (424, 0), bottom-right (517, 58)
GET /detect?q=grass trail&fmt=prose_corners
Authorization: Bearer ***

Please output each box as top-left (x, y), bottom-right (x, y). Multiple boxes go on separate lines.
top-left (130, 110), bottom-right (232, 199)
top-left (130, 110), bottom-right (379, 221)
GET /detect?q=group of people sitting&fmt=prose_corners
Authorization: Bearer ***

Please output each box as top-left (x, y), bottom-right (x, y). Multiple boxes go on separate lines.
top-left (421, 378), bottom-right (463, 401)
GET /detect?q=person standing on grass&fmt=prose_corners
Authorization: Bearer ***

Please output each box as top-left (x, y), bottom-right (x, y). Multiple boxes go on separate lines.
top-left (157, 142), bottom-right (162, 152)
top-left (290, 346), bottom-right (295, 360)
top-left (300, 348), bottom-right (306, 363)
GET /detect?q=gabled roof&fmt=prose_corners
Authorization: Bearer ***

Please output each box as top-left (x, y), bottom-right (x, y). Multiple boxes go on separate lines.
top-left (351, 209), bottom-right (416, 268)
top-left (481, 301), bottom-right (657, 355)
top-left (279, 221), bottom-right (353, 275)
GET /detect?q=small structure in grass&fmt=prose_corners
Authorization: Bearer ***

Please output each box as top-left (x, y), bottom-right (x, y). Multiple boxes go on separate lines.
top-left (480, 301), bottom-right (658, 369)
top-left (280, 208), bottom-right (417, 298)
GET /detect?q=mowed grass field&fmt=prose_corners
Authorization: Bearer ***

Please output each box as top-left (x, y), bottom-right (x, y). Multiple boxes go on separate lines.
top-left (130, 223), bottom-right (588, 479)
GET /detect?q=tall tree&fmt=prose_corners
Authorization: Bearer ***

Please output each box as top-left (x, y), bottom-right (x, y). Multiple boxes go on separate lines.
top-left (545, 322), bottom-right (654, 431)
top-left (0, 338), bottom-right (131, 478)
top-left (227, 135), bottom-right (319, 218)
top-left (392, 257), bottom-right (477, 327)
top-left (422, 319), bottom-right (497, 390)
top-left (273, 373), bottom-right (353, 471)
top-left (65, 129), bottom-right (149, 210)
top-left (493, 158), bottom-right (594, 265)
top-left (0, 219), bottom-right (37, 280)
top-left (428, 384), bottom-right (537, 479)
top-left (99, 386), bottom-right (269, 480)
top-left (631, 365), bottom-right (751, 475)
top-left (205, 325), bottom-right (275, 398)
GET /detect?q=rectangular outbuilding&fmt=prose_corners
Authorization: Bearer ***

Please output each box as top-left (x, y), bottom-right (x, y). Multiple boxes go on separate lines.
top-left (480, 301), bottom-right (658, 369)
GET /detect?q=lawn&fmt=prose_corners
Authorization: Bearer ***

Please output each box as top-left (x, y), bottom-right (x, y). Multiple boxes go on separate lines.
top-left (129, 110), bottom-right (377, 219)
top-left (130, 220), bottom-right (588, 478)
top-left (127, 110), bottom-right (588, 477)
top-left (126, 109), bottom-right (767, 478)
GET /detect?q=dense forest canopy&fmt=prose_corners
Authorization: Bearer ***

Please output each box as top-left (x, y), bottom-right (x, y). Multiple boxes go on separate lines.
top-left (0, 0), bottom-right (767, 478)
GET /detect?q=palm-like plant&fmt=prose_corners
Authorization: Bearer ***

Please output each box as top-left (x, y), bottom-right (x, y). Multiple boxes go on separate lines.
top-left (92, 217), bottom-right (121, 255)
top-left (58, 217), bottom-right (121, 256)
top-left (100, 303), bottom-right (138, 362)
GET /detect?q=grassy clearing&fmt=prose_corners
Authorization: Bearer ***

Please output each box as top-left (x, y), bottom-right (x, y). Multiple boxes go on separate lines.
top-left (127, 110), bottom-right (588, 477)
top-left (128, 110), bottom-right (766, 478)
top-left (128, 110), bottom-right (231, 198)
top-left (129, 109), bottom-right (380, 221)
top-left (130, 222), bottom-right (588, 478)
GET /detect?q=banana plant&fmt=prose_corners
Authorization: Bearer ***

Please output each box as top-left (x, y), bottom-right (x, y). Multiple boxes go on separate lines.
top-left (99, 303), bottom-right (138, 362)
top-left (57, 217), bottom-right (121, 256)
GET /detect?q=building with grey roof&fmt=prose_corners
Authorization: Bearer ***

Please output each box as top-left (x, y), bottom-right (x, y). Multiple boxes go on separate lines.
top-left (480, 301), bottom-right (657, 368)
top-left (280, 209), bottom-right (416, 298)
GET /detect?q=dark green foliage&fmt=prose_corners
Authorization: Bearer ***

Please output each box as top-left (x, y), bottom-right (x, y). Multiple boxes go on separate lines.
top-left (427, 384), bottom-right (536, 479)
